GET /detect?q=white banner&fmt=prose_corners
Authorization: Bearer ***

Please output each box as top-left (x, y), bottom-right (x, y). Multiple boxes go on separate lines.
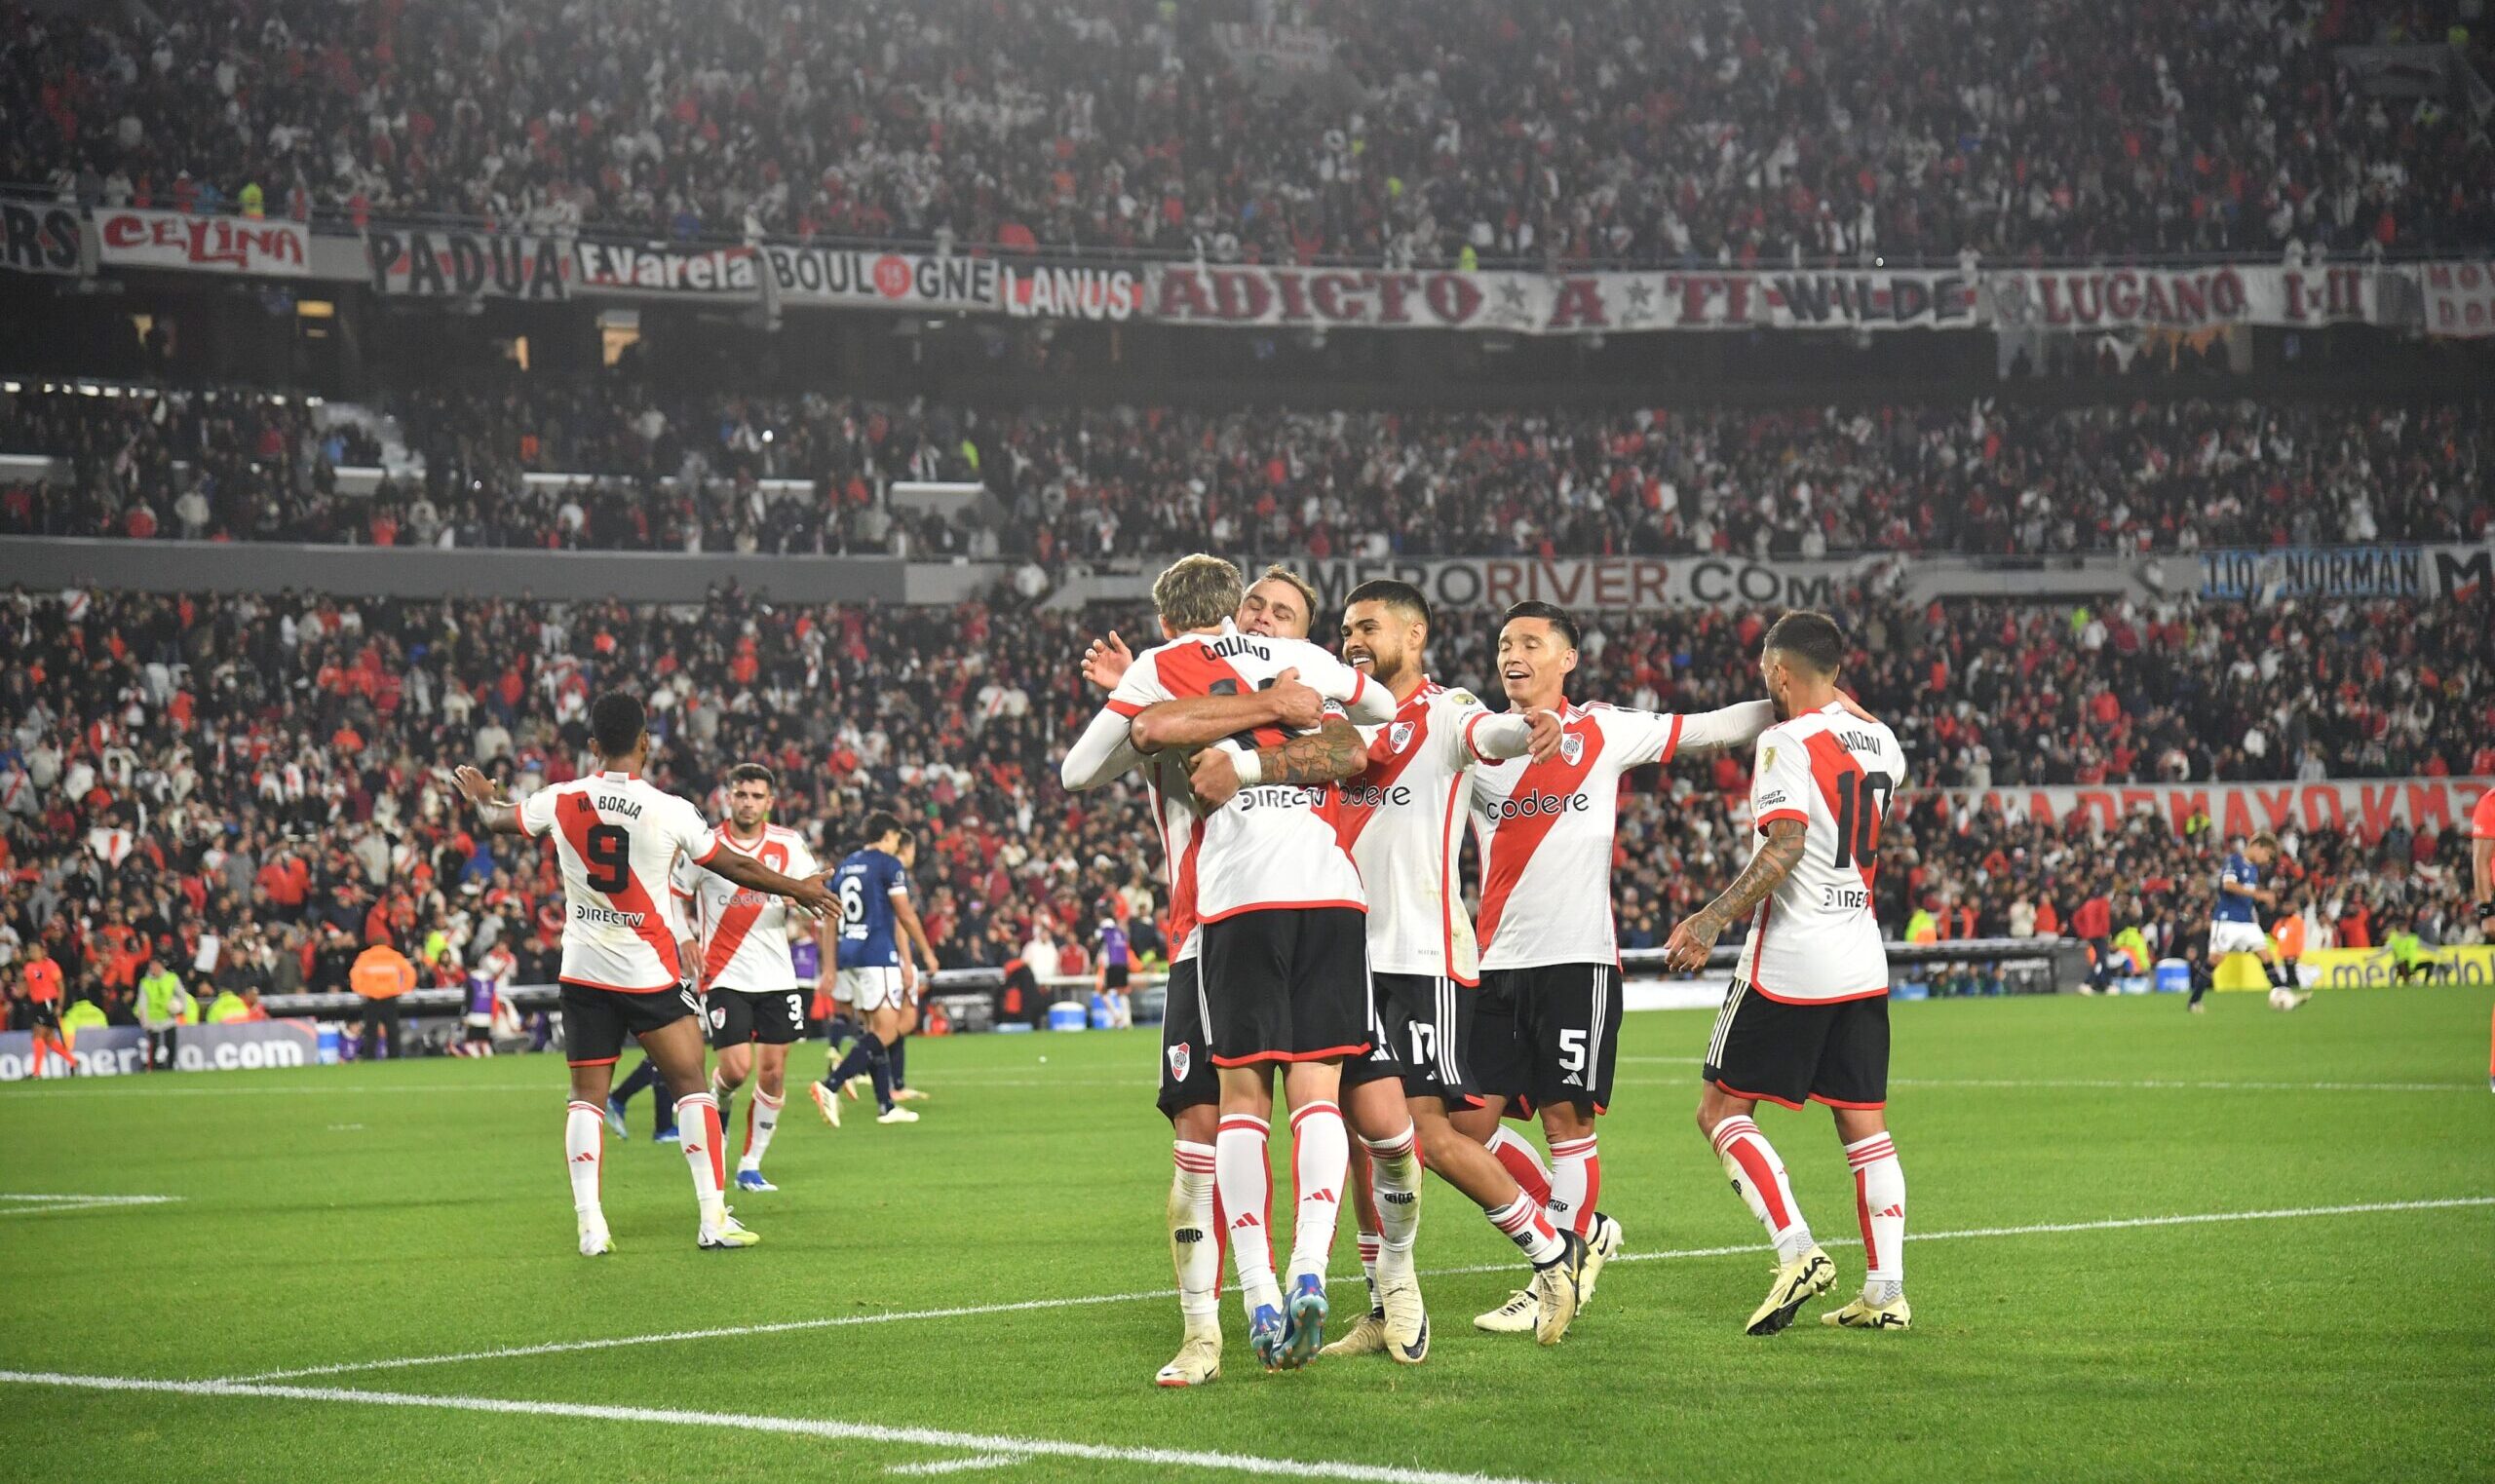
top-left (570, 241), bottom-right (760, 298)
top-left (1255, 555), bottom-right (1881, 614)
top-left (2418, 259), bottom-right (2495, 338)
top-left (763, 247), bottom-right (1004, 311)
top-left (2184, 544), bottom-right (2494, 600)
top-left (95, 208), bottom-right (309, 277)
top-left (1936, 777), bottom-right (2490, 845)
top-left (1983, 264), bottom-right (2383, 329)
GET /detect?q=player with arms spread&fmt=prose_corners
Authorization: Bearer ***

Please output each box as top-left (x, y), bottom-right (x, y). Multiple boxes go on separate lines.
top-left (2195, 832), bottom-right (2308, 1012)
top-left (673, 762), bottom-right (824, 1193)
top-left (1075, 563), bottom-right (1343, 1387)
top-left (1064, 554), bottom-right (1396, 1374)
top-left (813, 813), bottom-right (940, 1126)
top-left (1461, 600), bottom-right (1789, 1336)
top-left (456, 692), bottom-right (839, 1256)
top-left (1668, 611), bottom-right (1912, 1335)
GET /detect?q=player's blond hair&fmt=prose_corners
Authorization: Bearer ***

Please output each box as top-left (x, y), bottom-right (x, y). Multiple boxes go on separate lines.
top-left (2249, 831), bottom-right (2281, 852)
top-left (1152, 553), bottom-right (1246, 632)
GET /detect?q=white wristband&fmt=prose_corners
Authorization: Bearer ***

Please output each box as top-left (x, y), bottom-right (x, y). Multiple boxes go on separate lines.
top-left (1229, 746), bottom-right (1263, 787)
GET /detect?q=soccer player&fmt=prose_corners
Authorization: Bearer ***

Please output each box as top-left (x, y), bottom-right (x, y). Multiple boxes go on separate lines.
top-left (1063, 553), bottom-right (1397, 1373)
top-left (811, 813), bottom-right (939, 1126)
top-left (1233, 579), bottom-right (1587, 1359)
top-left (1459, 600), bottom-right (1787, 1335)
top-left (1095, 906), bottom-right (1134, 1029)
top-left (675, 763), bottom-right (823, 1192)
top-left (455, 691), bottom-right (840, 1256)
top-left (1075, 562), bottom-right (1332, 1388)
top-left (2475, 785), bottom-right (2495, 1092)
top-left (20, 942), bottom-right (71, 1078)
top-left (1666, 611), bottom-right (1912, 1334)
top-left (2197, 832), bottom-right (2307, 1012)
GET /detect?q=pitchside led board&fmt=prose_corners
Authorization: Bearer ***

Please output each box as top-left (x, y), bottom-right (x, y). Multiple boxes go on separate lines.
top-left (0, 1020), bottom-right (319, 1081)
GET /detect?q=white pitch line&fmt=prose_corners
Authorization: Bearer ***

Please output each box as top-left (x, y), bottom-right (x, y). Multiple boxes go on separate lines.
top-left (0, 1194), bottom-right (180, 1218)
top-left (0, 1372), bottom-right (1556, 1484)
top-left (225, 1196), bottom-right (2495, 1384)
top-left (887, 1456), bottom-right (1026, 1476)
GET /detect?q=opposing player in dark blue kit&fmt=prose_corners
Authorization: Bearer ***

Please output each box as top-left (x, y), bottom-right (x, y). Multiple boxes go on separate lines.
top-left (813, 814), bottom-right (940, 1125)
top-left (2193, 831), bottom-right (2307, 1012)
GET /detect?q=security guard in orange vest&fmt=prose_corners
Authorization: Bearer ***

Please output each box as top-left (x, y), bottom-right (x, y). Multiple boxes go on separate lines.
top-left (352, 938), bottom-right (418, 1060)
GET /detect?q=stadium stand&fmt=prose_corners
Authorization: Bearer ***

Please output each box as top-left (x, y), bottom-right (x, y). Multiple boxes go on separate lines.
top-left (4, 0), bottom-right (2491, 261)
top-left (4, 382), bottom-right (2488, 554)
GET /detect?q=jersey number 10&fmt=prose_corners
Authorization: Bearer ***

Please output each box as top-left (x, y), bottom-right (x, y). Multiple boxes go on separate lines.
top-left (1829, 771), bottom-right (1894, 870)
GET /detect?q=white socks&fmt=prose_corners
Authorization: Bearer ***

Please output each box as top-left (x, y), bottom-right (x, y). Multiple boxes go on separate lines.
top-left (1215, 1114), bottom-right (1280, 1315)
top-left (1711, 1115), bottom-right (1814, 1263)
top-left (1362, 1123), bottom-right (1422, 1282)
top-left (1547, 1132), bottom-right (1599, 1237)
top-left (741, 1089), bottom-right (784, 1173)
top-left (1171, 1140), bottom-right (1221, 1329)
top-left (677, 1091), bottom-right (726, 1219)
top-left (1287, 1101), bottom-right (1349, 1288)
top-left (1846, 1131), bottom-right (1905, 1303)
top-left (564, 1100), bottom-right (604, 1216)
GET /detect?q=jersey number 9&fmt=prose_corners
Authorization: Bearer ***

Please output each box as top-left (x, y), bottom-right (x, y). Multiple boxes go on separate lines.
top-left (584, 823), bottom-right (632, 894)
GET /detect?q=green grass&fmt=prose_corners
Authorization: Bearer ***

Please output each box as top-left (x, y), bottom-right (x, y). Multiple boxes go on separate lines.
top-left (3, 986), bottom-right (2492, 1483)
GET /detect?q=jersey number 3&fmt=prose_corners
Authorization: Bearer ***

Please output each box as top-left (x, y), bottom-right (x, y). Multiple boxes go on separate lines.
top-left (1829, 771), bottom-right (1893, 871)
top-left (584, 823), bottom-right (632, 894)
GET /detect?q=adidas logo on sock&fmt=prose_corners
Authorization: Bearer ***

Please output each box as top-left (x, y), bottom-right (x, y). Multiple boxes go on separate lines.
top-left (1875, 1204), bottom-right (1903, 1219)
top-left (1231, 1212), bottom-right (1262, 1230)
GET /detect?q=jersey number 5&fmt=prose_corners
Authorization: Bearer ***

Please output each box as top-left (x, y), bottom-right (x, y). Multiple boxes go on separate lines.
top-left (584, 823), bottom-right (632, 894)
top-left (1829, 771), bottom-right (1893, 871)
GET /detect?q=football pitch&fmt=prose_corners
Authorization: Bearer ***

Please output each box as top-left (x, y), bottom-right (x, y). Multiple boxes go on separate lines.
top-left (3, 988), bottom-right (2490, 1483)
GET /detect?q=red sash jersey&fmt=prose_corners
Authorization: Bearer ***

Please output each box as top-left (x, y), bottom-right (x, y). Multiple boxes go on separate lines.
top-left (518, 771), bottom-right (717, 992)
top-left (672, 824), bottom-right (818, 990)
top-left (1087, 623), bottom-right (1396, 923)
top-left (1469, 699), bottom-right (1776, 970)
top-left (1737, 704), bottom-right (1909, 1002)
top-left (1338, 678), bottom-right (1520, 984)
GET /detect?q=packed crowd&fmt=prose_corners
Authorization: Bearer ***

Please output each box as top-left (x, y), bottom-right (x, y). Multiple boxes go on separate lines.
top-left (5, 381), bottom-right (2488, 558)
top-left (3, 584), bottom-right (2485, 1031)
top-left (7, 0), bottom-right (2492, 263)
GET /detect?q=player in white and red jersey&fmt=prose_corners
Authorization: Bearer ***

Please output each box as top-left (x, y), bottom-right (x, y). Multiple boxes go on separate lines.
top-left (1063, 554), bottom-right (1395, 1375)
top-left (456, 692), bottom-right (838, 1258)
top-left (671, 761), bottom-right (822, 1194)
top-left (1666, 610), bottom-right (1914, 1335)
top-left (1458, 599), bottom-right (1782, 1337)
top-left (1077, 565), bottom-right (1327, 1388)
top-left (1234, 579), bottom-right (1584, 1359)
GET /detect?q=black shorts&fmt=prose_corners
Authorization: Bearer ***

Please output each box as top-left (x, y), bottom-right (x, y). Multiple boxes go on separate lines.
top-left (1199, 907), bottom-right (1372, 1068)
top-left (1103, 962), bottom-right (1131, 990)
top-left (1472, 963), bottom-right (1622, 1118)
top-left (708, 987), bottom-right (810, 1049)
top-left (560, 980), bottom-right (701, 1067)
top-left (1344, 971), bottom-right (1479, 1108)
top-left (29, 1000), bottom-right (60, 1032)
top-left (1157, 959), bottom-right (1217, 1119)
top-left (1701, 979), bottom-right (1890, 1110)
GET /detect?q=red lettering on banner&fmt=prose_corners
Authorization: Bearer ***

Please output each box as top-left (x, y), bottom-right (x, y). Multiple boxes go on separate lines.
top-left (1273, 270), bottom-right (1312, 322)
top-left (1482, 560), bottom-right (1519, 610)
top-left (2254, 787), bottom-right (2293, 829)
top-left (1722, 276), bottom-right (1752, 323)
top-left (1210, 270), bottom-right (1272, 322)
top-left (2106, 272), bottom-right (2140, 321)
top-left (2282, 271), bottom-right (2310, 322)
top-left (2172, 275), bottom-right (2207, 322)
top-left (2300, 785), bottom-right (2343, 832)
top-left (2074, 790), bottom-right (2114, 832)
top-left (2120, 788), bottom-right (2156, 821)
top-left (1591, 562), bottom-right (1628, 608)
top-left (2209, 269), bottom-right (2246, 319)
top-left (1158, 268), bottom-right (1211, 320)
top-left (2405, 782), bottom-right (2452, 833)
top-left (2024, 791), bottom-right (2054, 826)
top-left (1544, 561), bottom-right (1587, 607)
top-left (2068, 276), bottom-right (2103, 324)
top-left (1311, 272), bottom-right (1366, 322)
top-left (2221, 792), bottom-right (2254, 838)
top-left (1424, 274), bottom-right (1480, 324)
top-left (1548, 277), bottom-right (1607, 329)
top-left (1631, 561), bottom-right (1668, 609)
top-left (1374, 273), bottom-right (1417, 324)
top-left (1675, 275), bottom-right (1719, 324)
top-left (2360, 784), bottom-right (2399, 838)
